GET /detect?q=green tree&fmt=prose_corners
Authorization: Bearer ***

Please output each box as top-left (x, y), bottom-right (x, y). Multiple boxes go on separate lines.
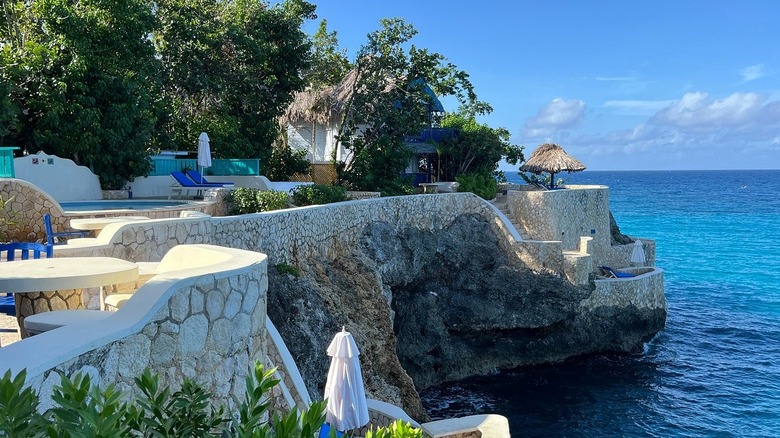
top-left (336, 18), bottom-right (479, 194)
top-left (154, 0), bottom-right (316, 174)
top-left (438, 112), bottom-right (524, 181)
top-left (307, 19), bottom-right (351, 90)
top-left (1, 0), bottom-right (162, 189)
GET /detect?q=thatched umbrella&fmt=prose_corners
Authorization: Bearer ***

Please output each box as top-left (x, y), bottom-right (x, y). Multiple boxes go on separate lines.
top-left (519, 143), bottom-right (586, 188)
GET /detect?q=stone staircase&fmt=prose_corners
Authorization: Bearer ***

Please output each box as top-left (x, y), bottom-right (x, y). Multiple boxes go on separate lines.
top-left (491, 193), bottom-right (532, 240)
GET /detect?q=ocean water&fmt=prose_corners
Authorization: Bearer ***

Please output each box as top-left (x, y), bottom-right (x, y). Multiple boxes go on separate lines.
top-left (421, 170), bottom-right (780, 437)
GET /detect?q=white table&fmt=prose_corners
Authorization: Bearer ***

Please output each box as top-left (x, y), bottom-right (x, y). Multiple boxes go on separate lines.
top-left (0, 257), bottom-right (138, 337)
top-left (69, 216), bottom-right (149, 231)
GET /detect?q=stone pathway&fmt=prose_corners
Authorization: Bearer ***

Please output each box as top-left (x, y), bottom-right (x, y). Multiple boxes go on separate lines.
top-left (0, 313), bottom-right (20, 347)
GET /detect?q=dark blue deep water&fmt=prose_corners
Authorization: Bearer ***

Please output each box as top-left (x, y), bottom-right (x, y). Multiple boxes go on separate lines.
top-left (421, 170), bottom-right (780, 437)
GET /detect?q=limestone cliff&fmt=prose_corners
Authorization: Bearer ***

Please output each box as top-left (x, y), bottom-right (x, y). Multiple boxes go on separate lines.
top-left (266, 213), bottom-right (666, 421)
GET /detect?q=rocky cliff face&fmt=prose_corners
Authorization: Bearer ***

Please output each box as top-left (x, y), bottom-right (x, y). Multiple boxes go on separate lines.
top-left (266, 213), bottom-right (666, 421)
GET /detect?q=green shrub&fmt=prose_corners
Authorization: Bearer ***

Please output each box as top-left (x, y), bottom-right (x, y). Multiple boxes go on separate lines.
top-left (0, 363), bottom-right (326, 437)
top-left (378, 180), bottom-right (415, 197)
top-left (291, 184), bottom-right (348, 206)
top-left (228, 188), bottom-right (289, 214)
top-left (276, 263), bottom-right (300, 277)
top-left (366, 419), bottom-right (424, 438)
top-left (456, 172), bottom-right (498, 200)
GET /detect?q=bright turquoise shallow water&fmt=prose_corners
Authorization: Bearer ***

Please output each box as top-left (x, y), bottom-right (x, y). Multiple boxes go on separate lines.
top-left (421, 170), bottom-right (780, 437)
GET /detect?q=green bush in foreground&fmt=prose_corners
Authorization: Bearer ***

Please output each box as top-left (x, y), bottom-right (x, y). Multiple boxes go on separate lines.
top-left (0, 363), bottom-right (323, 437)
top-left (228, 188), bottom-right (290, 214)
top-left (456, 172), bottom-right (498, 200)
top-left (0, 363), bottom-right (422, 438)
top-left (291, 184), bottom-right (348, 206)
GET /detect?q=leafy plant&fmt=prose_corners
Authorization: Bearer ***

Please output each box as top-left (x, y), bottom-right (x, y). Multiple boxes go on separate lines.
top-left (456, 172), bottom-right (498, 200)
top-left (0, 370), bottom-right (46, 436)
top-left (267, 145), bottom-right (311, 182)
top-left (437, 113), bottom-right (523, 182)
top-left (228, 188), bottom-right (289, 214)
top-left (276, 263), bottom-right (300, 277)
top-left (0, 363), bottom-right (327, 437)
top-left (365, 419), bottom-right (424, 438)
top-left (290, 184), bottom-right (348, 206)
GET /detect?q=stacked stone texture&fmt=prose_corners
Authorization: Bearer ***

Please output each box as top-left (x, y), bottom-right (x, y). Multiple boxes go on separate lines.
top-left (22, 266), bottom-right (267, 413)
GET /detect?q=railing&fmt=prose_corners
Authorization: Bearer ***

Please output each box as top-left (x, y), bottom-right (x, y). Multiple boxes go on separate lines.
top-left (150, 158), bottom-right (260, 176)
top-left (0, 147), bottom-right (19, 177)
top-left (403, 128), bottom-right (458, 144)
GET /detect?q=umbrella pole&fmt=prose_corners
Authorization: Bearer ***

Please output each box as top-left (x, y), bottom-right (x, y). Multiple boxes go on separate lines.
top-left (549, 172), bottom-right (556, 188)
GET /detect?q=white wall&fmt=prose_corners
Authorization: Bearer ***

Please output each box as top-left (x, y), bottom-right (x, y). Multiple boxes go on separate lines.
top-left (14, 151), bottom-right (102, 201)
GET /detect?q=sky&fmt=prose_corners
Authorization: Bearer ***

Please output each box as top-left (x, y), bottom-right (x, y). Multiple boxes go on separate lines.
top-left (298, 0), bottom-right (780, 171)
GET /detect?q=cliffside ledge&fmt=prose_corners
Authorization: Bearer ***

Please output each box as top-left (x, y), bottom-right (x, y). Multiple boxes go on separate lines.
top-left (267, 213), bottom-right (666, 420)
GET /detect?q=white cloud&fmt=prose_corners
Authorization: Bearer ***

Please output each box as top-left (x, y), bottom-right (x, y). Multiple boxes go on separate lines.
top-left (740, 64), bottom-right (766, 83)
top-left (650, 92), bottom-right (766, 130)
top-left (523, 98), bottom-right (586, 137)
top-left (603, 100), bottom-right (676, 115)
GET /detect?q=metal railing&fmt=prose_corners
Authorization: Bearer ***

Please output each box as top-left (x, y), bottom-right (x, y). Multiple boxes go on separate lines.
top-left (0, 147), bottom-right (19, 177)
top-left (150, 158), bottom-right (260, 176)
top-left (403, 128), bottom-right (458, 144)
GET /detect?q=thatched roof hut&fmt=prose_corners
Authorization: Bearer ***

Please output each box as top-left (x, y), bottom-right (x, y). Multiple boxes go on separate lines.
top-left (280, 68), bottom-right (360, 126)
top-left (519, 143), bottom-right (586, 187)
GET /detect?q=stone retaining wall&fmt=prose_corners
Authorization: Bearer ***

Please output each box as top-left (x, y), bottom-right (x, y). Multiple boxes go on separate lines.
top-left (0, 245), bottom-right (268, 414)
top-left (587, 268), bottom-right (666, 312)
top-left (54, 194), bottom-right (553, 273)
top-left (508, 185), bottom-right (611, 263)
top-left (1, 178), bottom-right (217, 242)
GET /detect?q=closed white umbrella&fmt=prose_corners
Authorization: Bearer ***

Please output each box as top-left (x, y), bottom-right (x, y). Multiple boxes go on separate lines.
top-left (197, 132), bottom-right (212, 183)
top-left (631, 239), bottom-right (646, 266)
top-left (323, 328), bottom-right (370, 432)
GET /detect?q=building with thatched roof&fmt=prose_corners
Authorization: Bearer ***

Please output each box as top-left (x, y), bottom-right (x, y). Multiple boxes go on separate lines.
top-left (280, 68), bottom-right (359, 175)
top-left (281, 67), bottom-right (449, 185)
top-left (519, 143), bottom-right (586, 188)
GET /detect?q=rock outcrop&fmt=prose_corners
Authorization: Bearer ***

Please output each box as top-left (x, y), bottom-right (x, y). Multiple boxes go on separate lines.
top-left (266, 213), bottom-right (666, 421)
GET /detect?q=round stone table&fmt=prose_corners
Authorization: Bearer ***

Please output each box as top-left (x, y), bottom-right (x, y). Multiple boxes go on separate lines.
top-left (0, 257), bottom-right (139, 338)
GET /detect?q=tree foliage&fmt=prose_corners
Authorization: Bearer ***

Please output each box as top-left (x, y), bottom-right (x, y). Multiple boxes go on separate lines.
top-left (335, 18), bottom-right (480, 194)
top-left (306, 19), bottom-right (351, 90)
top-left (0, 0), bottom-right (315, 188)
top-left (154, 0), bottom-right (316, 166)
top-left (1, 0), bottom-right (162, 189)
top-left (437, 112), bottom-right (524, 181)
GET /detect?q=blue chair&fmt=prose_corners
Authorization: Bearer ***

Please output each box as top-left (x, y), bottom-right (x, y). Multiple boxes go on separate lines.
top-left (0, 242), bottom-right (53, 316)
top-left (169, 171), bottom-right (227, 199)
top-left (318, 424), bottom-right (344, 438)
top-left (184, 169), bottom-right (234, 187)
top-left (598, 266), bottom-right (635, 278)
top-left (44, 213), bottom-right (89, 246)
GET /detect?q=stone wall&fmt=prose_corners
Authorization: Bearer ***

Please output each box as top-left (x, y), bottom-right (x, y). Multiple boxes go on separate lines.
top-left (55, 193), bottom-right (536, 269)
top-left (0, 246), bottom-right (268, 413)
top-left (14, 151), bottom-right (102, 201)
top-left (0, 178), bottom-right (217, 242)
top-left (509, 185), bottom-right (612, 263)
top-left (604, 238), bottom-right (657, 269)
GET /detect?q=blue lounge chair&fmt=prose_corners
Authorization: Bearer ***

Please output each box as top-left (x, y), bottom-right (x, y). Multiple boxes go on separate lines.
top-left (44, 213), bottom-right (89, 246)
top-left (169, 171), bottom-right (226, 199)
top-left (185, 169), bottom-right (234, 187)
top-left (598, 266), bottom-right (635, 278)
top-left (0, 242), bottom-right (53, 315)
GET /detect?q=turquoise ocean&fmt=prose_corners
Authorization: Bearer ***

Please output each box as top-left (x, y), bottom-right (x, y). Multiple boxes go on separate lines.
top-left (421, 170), bottom-right (780, 437)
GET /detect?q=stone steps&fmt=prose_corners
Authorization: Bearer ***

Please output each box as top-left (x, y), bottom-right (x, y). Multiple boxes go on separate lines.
top-left (491, 197), bottom-right (532, 240)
